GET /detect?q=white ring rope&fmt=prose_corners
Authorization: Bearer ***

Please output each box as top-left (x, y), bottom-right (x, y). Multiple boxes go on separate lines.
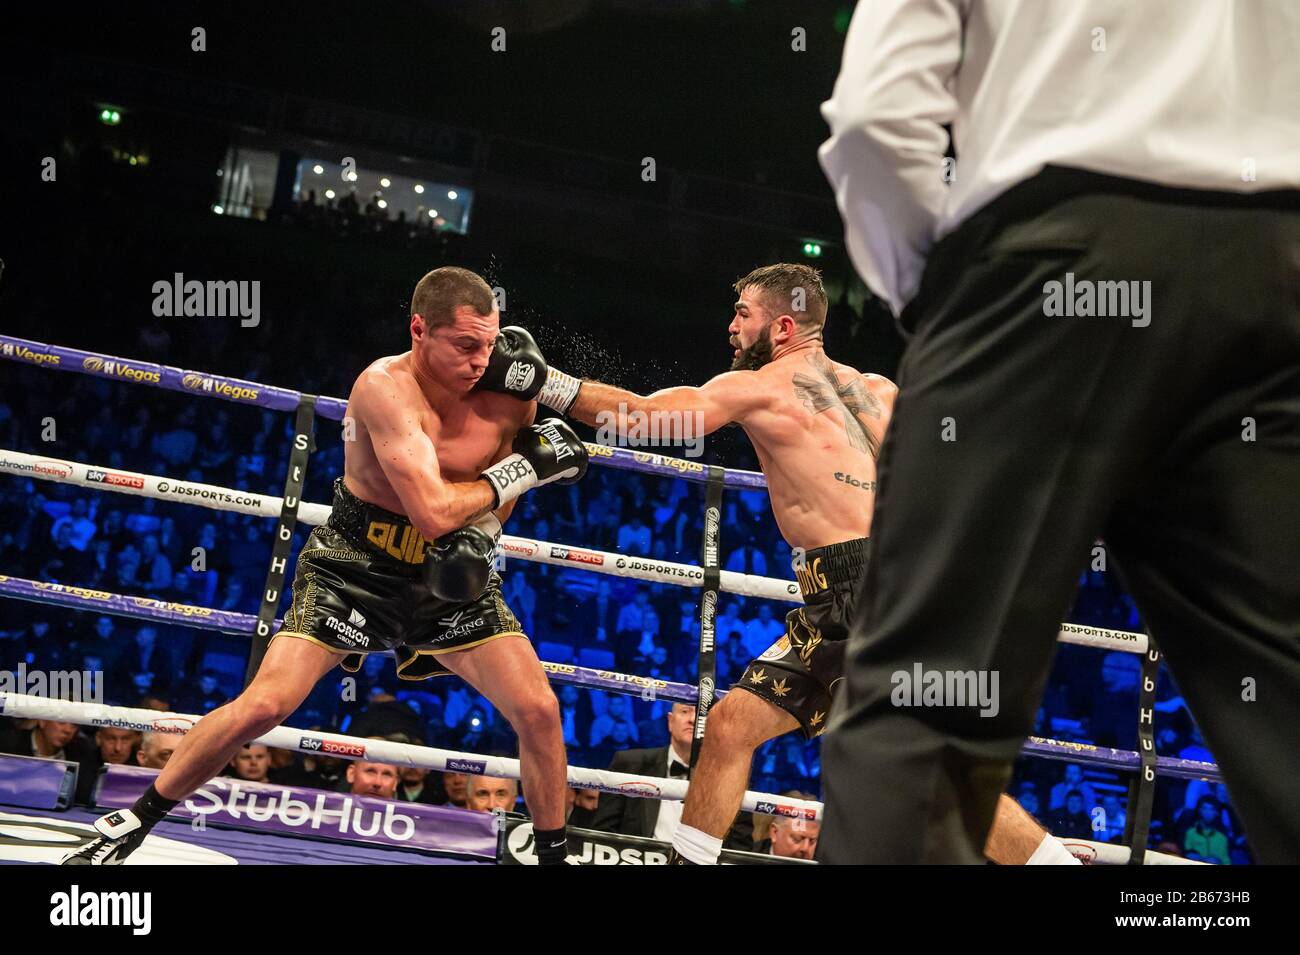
top-left (0, 692), bottom-right (822, 820)
top-left (0, 448), bottom-right (1151, 655)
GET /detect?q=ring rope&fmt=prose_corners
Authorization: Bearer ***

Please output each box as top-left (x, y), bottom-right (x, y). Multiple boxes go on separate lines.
top-left (0, 335), bottom-right (768, 488)
top-left (0, 692), bottom-right (1221, 836)
top-left (0, 448), bottom-right (1151, 655)
top-left (0, 575), bottom-right (1223, 783)
top-left (0, 692), bottom-right (817, 819)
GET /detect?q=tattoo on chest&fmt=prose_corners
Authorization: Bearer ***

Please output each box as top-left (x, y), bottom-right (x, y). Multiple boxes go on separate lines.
top-left (791, 353), bottom-right (883, 457)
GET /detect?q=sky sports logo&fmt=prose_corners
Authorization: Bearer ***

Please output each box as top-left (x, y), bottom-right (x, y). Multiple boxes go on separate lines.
top-left (300, 737), bottom-right (366, 758)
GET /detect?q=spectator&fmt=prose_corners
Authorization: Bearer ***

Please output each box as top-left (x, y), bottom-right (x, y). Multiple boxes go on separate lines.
top-left (557, 684), bottom-right (593, 750)
top-left (347, 754), bottom-right (401, 800)
top-left (616, 514), bottom-right (651, 556)
top-left (229, 742), bottom-right (271, 782)
top-left (753, 793), bottom-right (821, 860)
top-left (1045, 790), bottom-right (1093, 839)
top-left (567, 787), bottom-right (600, 829)
top-left (592, 702), bottom-right (751, 849)
top-left (442, 772), bottom-right (471, 809)
top-left (94, 727), bottom-right (139, 765)
top-left (395, 765), bottom-right (446, 805)
top-left (1049, 763), bottom-right (1097, 810)
top-left (51, 498), bottom-right (96, 551)
top-left (743, 603), bottom-right (784, 659)
top-left (175, 670), bottom-right (228, 714)
top-left (119, 626), bottom-right (178, 699)
top-left (614, 589), bottom-right (659, 670)
top-left (725, 537), bottom-right (768, 577)
top-left (137, 535), bottom-right (173, 594)
top-left (39, 522), bottom-right (95, 583)
top-left (1183, 797), bottom-right (1232, 864)
top-left (575, 579), bottom-right (619, 657)
top-left (1015, 783), bottom-right (1041, 820)
top-left (1096, 794), bottom-right (1127, 843)
top-left (466, 775), bottom-right (518, 813)
top-left (590, 695), bottom-right (638, 748)
top-left (136, 731), bottom-right (181, 769)
top-left (0, 719), bottom-right (91, 761)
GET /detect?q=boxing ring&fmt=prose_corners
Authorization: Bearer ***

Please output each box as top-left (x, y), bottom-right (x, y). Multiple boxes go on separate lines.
top-left (0, 334), bottom-right (1220, 864)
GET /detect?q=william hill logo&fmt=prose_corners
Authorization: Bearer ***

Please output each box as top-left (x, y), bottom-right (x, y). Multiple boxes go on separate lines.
top-left (81, 356), bottom-right (161, 384)
top-left (1, 343), bottom-right (60, 365)
top-left (180, 373), bottom-right (260, 401)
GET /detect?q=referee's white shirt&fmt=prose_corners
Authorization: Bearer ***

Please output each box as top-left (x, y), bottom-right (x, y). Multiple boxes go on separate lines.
top-left (818, 0), bottom-right (1300, 316)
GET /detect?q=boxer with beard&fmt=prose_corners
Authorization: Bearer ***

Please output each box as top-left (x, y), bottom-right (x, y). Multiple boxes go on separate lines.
top-left (476, 263), bottom-right (1079, 866)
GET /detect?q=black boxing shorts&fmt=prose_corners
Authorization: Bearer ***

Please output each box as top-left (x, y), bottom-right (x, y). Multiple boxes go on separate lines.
top-left (276, 478), bottom-right (524, 680)
top-left (734, 537), bottom-right (869, 739)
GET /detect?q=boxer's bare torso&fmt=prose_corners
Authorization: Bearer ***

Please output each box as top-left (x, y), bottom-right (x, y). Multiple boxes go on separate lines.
top-left (568, 341), bottom-right (895, 553)
top-left (733, 345), bottom-right (892, 551)
top-left (343, 352), bottom-right (532, 521)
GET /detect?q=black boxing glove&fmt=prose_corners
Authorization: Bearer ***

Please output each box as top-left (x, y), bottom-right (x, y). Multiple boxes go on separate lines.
top-left (475, 326), bottom-right (584, 413)
top-left (479, 417), bottom-right (589, 507)
top-left (475, 327), bottom-right (548, 400)
top-left (423, 514), bottom-right (502, 604)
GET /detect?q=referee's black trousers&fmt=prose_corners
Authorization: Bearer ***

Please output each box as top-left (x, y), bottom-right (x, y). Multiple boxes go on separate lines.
top-left (821, 167), bottom-right (1300, 864)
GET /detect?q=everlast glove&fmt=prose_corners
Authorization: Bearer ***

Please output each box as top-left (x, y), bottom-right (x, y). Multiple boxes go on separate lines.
top-left (480, 418), bottom-right (588, 507)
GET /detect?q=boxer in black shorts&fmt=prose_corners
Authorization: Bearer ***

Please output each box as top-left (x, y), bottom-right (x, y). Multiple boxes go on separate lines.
top-left (284, 478), bottom-right (524, 680)
top-left (734, 538), bottom-right (869, 739)
top-left (66, 266), bottom-right (588, 867)
top-left (501, 262), bottom-right (1077, 865)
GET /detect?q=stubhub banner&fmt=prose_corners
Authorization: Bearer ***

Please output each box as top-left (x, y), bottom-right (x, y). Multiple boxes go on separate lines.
top-left (96, 764), bottom-right (496, 859)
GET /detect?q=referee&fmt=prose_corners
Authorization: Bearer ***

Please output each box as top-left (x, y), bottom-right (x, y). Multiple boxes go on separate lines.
top-left (817, 0), bottom-right (1300, 863)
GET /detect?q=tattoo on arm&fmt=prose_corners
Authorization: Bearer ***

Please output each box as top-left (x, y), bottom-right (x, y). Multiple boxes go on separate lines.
top-left (791, 353), bottom-right (883, 457)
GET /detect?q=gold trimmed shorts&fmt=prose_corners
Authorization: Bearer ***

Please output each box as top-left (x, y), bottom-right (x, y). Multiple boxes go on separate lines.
top-left (279, 521), bottom-right (523, 681)
top-left (734, 537), bottom-right (869, 739)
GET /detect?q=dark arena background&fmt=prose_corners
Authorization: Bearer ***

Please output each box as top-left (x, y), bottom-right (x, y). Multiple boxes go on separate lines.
top-left (0, 0), bottom-right (1287, 927)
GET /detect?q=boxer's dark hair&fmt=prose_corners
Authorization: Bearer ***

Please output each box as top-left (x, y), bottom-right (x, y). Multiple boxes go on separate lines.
top-left (734, 263), bottom-right (828, 331)
top-left (410, 266), bottom-right (495, 329)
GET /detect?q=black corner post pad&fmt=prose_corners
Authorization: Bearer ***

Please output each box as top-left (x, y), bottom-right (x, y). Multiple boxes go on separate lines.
top-left (688, 465), bottom-right (725, 772)
top-left (244, 393), bottom-right (318, 688)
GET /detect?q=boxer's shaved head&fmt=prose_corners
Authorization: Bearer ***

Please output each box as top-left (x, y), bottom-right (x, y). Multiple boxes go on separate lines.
top-left (411, 266), bottom-right (496, 329)
top-left (733, 263), bottom-right (828, 333)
